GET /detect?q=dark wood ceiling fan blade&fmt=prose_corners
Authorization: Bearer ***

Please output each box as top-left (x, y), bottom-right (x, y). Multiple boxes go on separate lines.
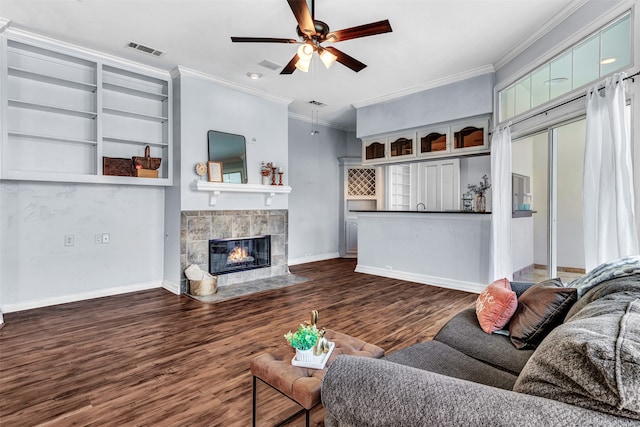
top-left (326, 19), bottom-right (392, 42)
top-left (231, 37), bottom-right (298, 43)
top-left (324, 47), bottom-right (367, 72)
top-left (280, 54), bottom-right (299, 74)
top-left (287, 0), bottom-right (316, 36)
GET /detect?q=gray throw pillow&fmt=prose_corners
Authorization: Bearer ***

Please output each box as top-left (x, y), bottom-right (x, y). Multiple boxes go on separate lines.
top-left (513, 292), bottom-right (640, 420)
top-left (508, 278), bottom-right (576, 349)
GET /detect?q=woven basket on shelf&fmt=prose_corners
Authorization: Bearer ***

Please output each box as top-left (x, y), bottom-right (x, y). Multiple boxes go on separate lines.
top-left (132, 145), bottom-right (161, 170)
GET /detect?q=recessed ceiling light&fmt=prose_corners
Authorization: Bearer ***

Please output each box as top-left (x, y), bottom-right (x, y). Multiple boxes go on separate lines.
top-left (600, 57), bottom-right (617, 65)
top-left (247, 72), bottom-right (263, 80)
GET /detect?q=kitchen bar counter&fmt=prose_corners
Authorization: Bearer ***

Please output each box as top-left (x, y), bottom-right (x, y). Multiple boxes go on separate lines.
top-left (352, 210), bottom-right (491, 214)
top-left (354, 210), bottom-right (491, 293)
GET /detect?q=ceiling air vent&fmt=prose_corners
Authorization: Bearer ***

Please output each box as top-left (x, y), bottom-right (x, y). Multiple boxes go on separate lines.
top-left (258, 59), bottom-right (282, 71)
top-left (127, 41), bottom-right (165, 57)
top-left (308, 100), bottom-right (326, 107)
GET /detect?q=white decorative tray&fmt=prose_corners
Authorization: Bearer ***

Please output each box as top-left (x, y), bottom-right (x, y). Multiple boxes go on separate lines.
top-left (291, 341), bottom-right (335, 369)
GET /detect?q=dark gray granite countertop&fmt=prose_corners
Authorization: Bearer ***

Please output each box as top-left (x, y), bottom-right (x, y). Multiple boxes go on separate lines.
top-left (352, 210), bottom-right (491, 214)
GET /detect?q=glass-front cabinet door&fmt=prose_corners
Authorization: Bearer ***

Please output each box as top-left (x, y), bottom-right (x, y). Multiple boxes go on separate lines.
top-left (388, 133), bottom-right (415, 161)
top-left (361, 116), bottom-right (490, 164)
top-left (418, 127), bottom-right (449, 158)
top-left (451, 120), bottom-right (489, 154)
top-left (363, 139), bottom-right (386, 163)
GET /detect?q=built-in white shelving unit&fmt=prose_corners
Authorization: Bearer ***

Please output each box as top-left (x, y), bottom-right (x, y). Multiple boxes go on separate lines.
top-left (1, 31), bottom-right (172, 186)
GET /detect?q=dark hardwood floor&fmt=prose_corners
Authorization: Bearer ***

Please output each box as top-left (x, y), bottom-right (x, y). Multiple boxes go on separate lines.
top-left (0, 258), bottom-right (476, 426)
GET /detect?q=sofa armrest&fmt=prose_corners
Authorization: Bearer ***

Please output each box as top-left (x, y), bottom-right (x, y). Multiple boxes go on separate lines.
top-left (321, 355), bottom-right (635, 427)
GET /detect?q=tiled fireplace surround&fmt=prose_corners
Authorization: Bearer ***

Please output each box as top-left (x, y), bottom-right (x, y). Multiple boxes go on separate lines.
top-left (180, 209), bottom-right (289, 293)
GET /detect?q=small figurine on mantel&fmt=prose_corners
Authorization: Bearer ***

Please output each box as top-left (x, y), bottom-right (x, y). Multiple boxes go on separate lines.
top-left (261, 161), bottom-right (273, 185)
top-left (260, 162), bottom-right (285, 186)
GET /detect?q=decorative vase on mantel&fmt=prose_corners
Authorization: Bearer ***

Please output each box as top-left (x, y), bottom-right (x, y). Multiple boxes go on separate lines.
top-left (476, 194), bottom-right (486, 213)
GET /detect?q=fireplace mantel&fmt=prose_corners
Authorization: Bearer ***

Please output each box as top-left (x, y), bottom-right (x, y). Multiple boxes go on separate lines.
top-left (194, 181), bottom-right (292, 206)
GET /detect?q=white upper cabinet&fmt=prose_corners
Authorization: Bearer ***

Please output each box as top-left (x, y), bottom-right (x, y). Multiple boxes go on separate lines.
top-left (451, 119), bottom-right (489, 155)
top-left (1, 31), bottom-right (172, 186)
top-left (362, 116), bottom-right (490, 165)
top-left (417, 126), bottom-right (449, 158)
top-left (362, 138), bottom-right (387, 164)
top-left (388, 133), bottom-right (415, 161)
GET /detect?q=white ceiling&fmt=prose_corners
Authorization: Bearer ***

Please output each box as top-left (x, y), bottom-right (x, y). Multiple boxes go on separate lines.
top-left (0, 0), bottom-right (582, 131)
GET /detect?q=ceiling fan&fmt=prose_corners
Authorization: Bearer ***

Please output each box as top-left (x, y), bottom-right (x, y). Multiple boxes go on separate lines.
top-left (231, 0), bottom-right (392, 74)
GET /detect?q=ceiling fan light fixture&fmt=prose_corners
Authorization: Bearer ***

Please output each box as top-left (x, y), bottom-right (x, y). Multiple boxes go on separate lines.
top-left (319, 48), bottom-right (337, 69)
top-left (295, 57), bottom-right (311, 72)
top-left (297, 43), bottom-right (314, 60)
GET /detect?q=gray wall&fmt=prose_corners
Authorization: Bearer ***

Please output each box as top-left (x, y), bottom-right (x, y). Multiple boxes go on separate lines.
top-left (288, 117), bottom-right (348, 263)
top-left (177, 69), bottom-right (290, 211)
top-left (356, 73), bottom-right (494, 138)
top-left (163, 73), bottom-right (183, 291)
top-left (0, 182), bottom-right (165, 311)
top-left (163, 68), bottom-right (291, 286)
top-left (345, 131), bottom-right (362, 157)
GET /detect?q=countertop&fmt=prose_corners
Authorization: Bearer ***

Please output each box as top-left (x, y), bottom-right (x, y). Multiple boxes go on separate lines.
top-left (351, 210), bottom-right (491, 214)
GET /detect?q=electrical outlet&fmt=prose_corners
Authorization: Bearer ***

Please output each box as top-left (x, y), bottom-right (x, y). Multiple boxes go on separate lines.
top-left (64, 235), bottom-right (74, 247)
top-left (102, 233), bottom-right (110, 244)
top-left (95, 235), bottom-right (102, 244)
top-left (386, 265), bottom-right (393, 270)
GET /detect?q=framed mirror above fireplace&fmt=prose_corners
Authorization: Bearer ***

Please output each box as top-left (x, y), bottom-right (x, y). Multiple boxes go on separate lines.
top-left (208, 130), bottom-right (248, 184)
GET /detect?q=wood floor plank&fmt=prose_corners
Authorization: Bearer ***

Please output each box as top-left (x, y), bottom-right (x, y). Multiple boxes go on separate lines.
top-left (0, 258), bottom-right (476, 426)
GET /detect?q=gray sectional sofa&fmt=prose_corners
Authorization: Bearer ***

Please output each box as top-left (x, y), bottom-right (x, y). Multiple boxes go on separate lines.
top-left (322, 276), bottom-right (640, 426)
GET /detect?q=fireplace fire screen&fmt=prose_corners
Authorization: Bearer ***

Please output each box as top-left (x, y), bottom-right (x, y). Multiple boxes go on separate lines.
top-left (209, 235), bottom-right (271, 275)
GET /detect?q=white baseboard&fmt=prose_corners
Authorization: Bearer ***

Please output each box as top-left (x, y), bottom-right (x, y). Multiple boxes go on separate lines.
top-left (288, 252), bottom-right (340, 266)
top-left (1, 280), bottom-right (164, 313)
top-left (355, 264), bottom-right (486, 294)
top-left (162, 280), bottom-right (180, 295)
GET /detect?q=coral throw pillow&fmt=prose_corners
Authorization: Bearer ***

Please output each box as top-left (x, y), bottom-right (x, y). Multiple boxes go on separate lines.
top-left (476, 278), bottom-right (518, 334)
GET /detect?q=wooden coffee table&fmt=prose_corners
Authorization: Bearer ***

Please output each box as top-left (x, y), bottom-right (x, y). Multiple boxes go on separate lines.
top-left (250, 329), bottom-right (384, 427)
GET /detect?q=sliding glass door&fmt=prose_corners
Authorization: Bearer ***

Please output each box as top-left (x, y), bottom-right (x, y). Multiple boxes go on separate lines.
top-left (554, 119), bottom-right (587, 281)
top-left (512, 131), bottom-right (550, 281)
top-left (512, 118), bottom-right (586, 282)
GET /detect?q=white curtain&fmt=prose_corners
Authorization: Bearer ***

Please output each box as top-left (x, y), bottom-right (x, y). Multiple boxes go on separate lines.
top-left (584, 73), bottom-right (638, 272)
top-left (490, 125), bottom-right (513, 281)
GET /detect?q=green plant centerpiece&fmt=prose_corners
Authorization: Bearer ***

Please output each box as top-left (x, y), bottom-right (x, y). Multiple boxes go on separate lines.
top-left (284, 323), bottom-right (320, 351)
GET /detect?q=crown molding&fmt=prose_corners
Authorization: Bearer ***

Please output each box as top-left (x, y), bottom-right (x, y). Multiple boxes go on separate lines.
top-left (173, 66), bottom-right (292, 105)
top-left (494, 0), bottom-right (589, 71)
top-left (287, 112), bottom-right (350, 131)
top-left (352, 65), bottom-right (495, 109)
top-left (0, 17), bottom-right (11, 34)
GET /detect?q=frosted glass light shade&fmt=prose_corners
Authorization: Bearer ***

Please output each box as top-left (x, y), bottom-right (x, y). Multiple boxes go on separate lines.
top-left (319, 49), bottom-right (337, 68)
top-left (297, 43), bottom-right (313, 60)
top-left (295, 58), bottom-right (311, 72)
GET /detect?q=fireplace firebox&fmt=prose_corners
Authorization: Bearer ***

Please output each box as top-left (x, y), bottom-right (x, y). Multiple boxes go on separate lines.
top-left (209, 235), bottom-right (271, 275)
